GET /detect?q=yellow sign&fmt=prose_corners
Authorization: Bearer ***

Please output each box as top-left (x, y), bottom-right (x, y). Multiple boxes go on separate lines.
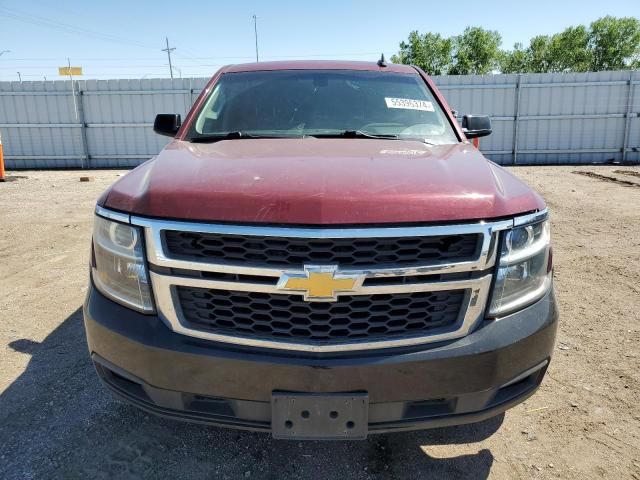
top-left (278, 267), bottom-right (360, 301)
top-left (58, 66), bottom-right (83, 76)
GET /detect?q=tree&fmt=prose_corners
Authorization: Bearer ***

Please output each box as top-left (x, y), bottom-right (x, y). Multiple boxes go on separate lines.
top-left (549, 25), bottom-right (591, 72)
top-left (390, 31), bottom-right (453, 75)
top-left (516, 27), bottom-right (590, 73)
top-left (500, 42), bottom-right (529, 74)
top-left (391, 16), bottom-right (640, 75)
top-left (450, 27), bottom-right (502, 75)
top-left (525, 36), bottom-right (553, 73)
top-left (504, 17), bottom-right (640, 73)
top-left (589, 16), bottom-right (640, 70)
top-left (390, 27), bottom-right (501, 75)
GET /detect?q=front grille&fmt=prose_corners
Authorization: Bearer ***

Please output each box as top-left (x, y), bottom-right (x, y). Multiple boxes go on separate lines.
top-left (164, 231), bottom-right (480, 267)
top-left (176, 286), bottom-right (466, 343)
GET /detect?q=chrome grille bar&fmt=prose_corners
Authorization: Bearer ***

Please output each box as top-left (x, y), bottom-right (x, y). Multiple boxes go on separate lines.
top-left (132, 217), bottom-right (513, 278)
top-left (151, 272), bottom-right (492, 352)
top-left (90, 209), bottom-right (546, 352)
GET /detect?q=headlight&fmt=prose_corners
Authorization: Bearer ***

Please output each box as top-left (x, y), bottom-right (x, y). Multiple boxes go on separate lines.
top-left (488, 219), bottom-right (552, 316)
top-left (91, 215), bottom-right (154, 312)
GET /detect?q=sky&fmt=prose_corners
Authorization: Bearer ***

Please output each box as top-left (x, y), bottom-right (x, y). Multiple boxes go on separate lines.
top-left (0, 0), bottom-right (638, 81)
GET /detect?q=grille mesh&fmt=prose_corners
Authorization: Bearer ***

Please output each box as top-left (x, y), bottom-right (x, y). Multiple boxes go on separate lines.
top-left (176, 287), bottom-right (466, 343)
top-left (164, 231), bottom-right (480, 267)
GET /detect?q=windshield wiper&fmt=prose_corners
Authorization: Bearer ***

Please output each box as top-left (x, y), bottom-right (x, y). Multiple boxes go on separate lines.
top-left (311, 130), bottom-right (440, 145)
top-left (190, 129), bottom-right (436, 144)
top-left (312, 130), bottom-right (400, 140)
top-left (190, 131), bottom-right (301, 143)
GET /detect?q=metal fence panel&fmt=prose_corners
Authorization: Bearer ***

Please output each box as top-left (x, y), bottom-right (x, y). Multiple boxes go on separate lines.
top-left (626, 71), bottom-right (640, 163)
top-left (78, 78), bottom-right (206, 167)
top-left (0, 80), bottom-right (86, 168)
top-left (433, 70), bottom-right (639, 165)
top-left (1, 72), bottom-right (638, 168)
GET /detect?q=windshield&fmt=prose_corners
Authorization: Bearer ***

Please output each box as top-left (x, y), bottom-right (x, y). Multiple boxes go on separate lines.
top-left (188, 69), bottom-right (459, 144)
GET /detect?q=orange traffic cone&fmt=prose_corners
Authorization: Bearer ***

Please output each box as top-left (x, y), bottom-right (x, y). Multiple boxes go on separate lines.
top-left (472, 138), bottom-right (480, 149)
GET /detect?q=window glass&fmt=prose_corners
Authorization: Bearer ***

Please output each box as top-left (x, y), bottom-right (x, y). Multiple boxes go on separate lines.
top-left (189, 69), bottom-right (458, 144)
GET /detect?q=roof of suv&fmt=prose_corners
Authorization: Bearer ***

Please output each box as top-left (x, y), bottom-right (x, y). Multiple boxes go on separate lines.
top-left (222, 60), bottom-right (418, 74)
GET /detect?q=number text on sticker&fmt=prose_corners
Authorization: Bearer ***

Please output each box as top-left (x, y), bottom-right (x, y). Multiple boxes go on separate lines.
top-left (385, 98), bottom-right (435, 112)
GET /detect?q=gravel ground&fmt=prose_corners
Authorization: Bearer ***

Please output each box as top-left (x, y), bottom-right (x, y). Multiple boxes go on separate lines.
top-left (1, 165), bottom-right (639, 479)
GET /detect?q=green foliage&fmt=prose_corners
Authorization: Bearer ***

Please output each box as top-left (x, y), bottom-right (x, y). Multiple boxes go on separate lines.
top-left (499, 42), bottom-right (529, 74)
top-left (450, 27), bottom-right (502, 75)
top-left (552, 25), bottom-right (591, 72)
top-left (589, 16), bottom-right (640, 70)
top-left (524, 36), bottom-right (552, 73)
top-left (502, 24), bottom-right (600, 73)
top-left (390, 31), bottom-right (453, 75)
top-left (391, 27), bottom-right (501, 75)
top-left (392, 16), bottom-right (640, 74)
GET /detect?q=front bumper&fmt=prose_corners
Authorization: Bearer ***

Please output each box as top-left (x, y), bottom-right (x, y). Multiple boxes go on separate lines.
top-left (83, 282), bottom-right (558, 435)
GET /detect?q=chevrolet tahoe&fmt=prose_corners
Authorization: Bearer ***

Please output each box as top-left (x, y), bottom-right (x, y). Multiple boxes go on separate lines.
top-left (83, 60), bottom-right (558, 440)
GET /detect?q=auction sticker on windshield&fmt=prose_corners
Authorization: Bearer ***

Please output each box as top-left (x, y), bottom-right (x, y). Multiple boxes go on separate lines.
top-left (385, 97), bottom-right (435, 112)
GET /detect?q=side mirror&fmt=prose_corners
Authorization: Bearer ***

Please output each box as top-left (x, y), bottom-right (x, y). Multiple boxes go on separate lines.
top-left (153, 114), bottom-right (181, 137)
top-left (462, 115), bottom-right (492, 139)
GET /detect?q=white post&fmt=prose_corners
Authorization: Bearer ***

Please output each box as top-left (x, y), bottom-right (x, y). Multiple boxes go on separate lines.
top-left (68, 58), bottom-right (79, 121)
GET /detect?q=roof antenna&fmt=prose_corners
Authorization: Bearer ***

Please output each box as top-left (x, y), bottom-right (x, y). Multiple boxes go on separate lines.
top-left (377, 53), bottom-right (387, 67)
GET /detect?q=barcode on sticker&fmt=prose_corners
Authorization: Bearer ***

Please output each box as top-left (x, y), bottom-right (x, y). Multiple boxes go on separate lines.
top-left (385, 97), bottom-right (435, 112)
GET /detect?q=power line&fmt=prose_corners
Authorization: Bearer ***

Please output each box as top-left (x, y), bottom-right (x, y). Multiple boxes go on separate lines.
top-left (0, 72), bottom-right (203, 78)
top-left (1, 52), bottom-right (392, 62)
top-left (0, 6), bottom-right (156, 50)
top-left (0, 4), bottom-right (396, 71)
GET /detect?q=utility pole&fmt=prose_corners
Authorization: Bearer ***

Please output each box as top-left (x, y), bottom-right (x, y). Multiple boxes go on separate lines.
top-left (17, 72), bottom-right (21, 82)
top-left (67, 57), bottom-right (78, 121)
top-left (252, 15), bottom-right (259, 62)
top-left (162, 37), bottom-right (176, 79)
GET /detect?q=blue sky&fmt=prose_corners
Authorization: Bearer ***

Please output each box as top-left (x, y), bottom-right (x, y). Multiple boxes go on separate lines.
top-left (0, 0), bottom-right (637, 81)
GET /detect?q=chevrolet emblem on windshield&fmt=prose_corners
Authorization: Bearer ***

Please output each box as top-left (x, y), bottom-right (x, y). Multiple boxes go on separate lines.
top-left (277, 266), bottom-right (363, 302)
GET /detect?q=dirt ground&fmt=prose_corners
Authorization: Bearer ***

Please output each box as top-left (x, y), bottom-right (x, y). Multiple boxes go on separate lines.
top-left (1, 165), bottom-right (639, 480)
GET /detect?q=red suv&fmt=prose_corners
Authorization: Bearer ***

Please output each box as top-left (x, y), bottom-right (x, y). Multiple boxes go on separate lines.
top-left (84, 60), bottom-right (558, 440)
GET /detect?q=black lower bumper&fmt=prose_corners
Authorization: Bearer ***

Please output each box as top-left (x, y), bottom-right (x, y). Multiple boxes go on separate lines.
top-left (83, 283), bottom-right (558, 436)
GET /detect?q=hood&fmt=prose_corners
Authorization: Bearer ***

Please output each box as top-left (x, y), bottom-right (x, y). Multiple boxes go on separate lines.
top-left (102, 139), bottom-right (545, 224)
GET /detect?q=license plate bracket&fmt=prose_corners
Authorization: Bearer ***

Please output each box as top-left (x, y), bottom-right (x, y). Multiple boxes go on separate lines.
top-left (271, 392), bottom-right (369, 440)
